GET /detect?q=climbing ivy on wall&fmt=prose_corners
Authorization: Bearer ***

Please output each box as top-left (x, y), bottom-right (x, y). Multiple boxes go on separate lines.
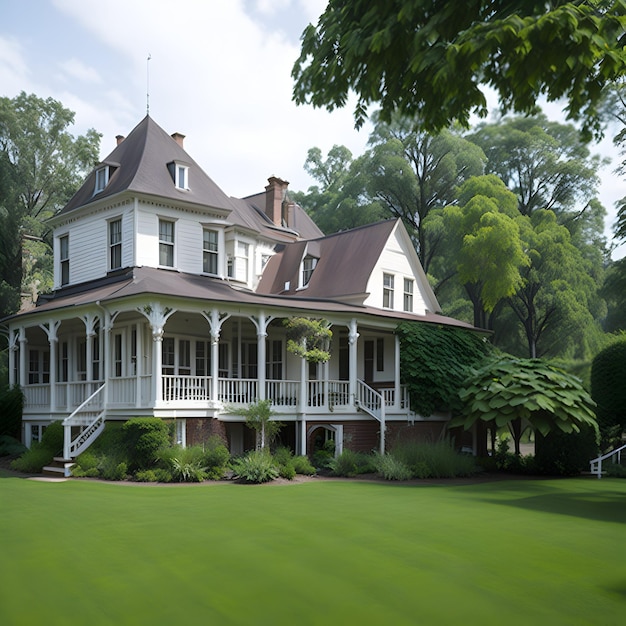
top-left (396, 321), bottom-right (493, 417)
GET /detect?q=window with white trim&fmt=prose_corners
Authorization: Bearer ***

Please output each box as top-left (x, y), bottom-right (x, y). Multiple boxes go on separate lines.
top-left (28, 349), bottom-right (50, 384)
top-left (203, 229), bottom-right (219, 275)
top-left (403, 278), bottom-right (414, 312)
top-left (175, 164), bottom-right (188, 190)
top-left (383, 273), bottom-right (394, 308)
top-left (95, 166), bottom-right (109, 193)
top-left (109, 218), bottom-right (122, 270)
top-left (60, 235), bottom-right (69, 286)
top-left (301, 256), bottom-right (317, 287)
top-left (159, 219), bottom-right (175, 267)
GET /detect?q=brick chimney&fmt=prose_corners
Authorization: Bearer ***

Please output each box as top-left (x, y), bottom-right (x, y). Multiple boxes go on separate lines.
top-left (116, 135), bottom-right (125, 145)
top-left (171, 132), bottom-right (185, 148)
top-left (265, 176), bottom-right (289, 226)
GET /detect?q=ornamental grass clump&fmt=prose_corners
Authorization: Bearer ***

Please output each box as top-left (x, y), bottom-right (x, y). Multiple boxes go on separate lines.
top-left (373, 452), bottom-right (413, 481)
top-left (328, 449), bottom-right (375, 477)
top-left (390, 440), bottom-right (477, 479)
top-left (231, 449), bottom-right (279, 484)
top-left (11, 420), bottom-right (64, 473)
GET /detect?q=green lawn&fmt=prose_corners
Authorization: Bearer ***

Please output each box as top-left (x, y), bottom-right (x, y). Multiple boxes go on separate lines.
top-left (1, 475), bottom-right (625, 626)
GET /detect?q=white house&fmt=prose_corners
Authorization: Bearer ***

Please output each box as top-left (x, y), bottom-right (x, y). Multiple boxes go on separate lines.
top-left (4, 116), bottom-right (476, 460)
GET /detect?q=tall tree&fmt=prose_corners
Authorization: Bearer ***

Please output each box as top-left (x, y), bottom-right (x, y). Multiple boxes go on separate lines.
top-left (443, 175), bottom-right (528, 329)
top-left (363, 113), bottom-right (485, 272)
top-left (293, 1), bottom-right (626, 137)
top-left (293, 145), bottom-right (385, 234)
top-left (0, 92), bottom-right (100, 312)
top-left (508, 209), bottom-right (605, 359)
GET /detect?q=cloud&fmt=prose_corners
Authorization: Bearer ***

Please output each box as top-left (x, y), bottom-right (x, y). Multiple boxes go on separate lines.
top-left (0, 36), bottom-right (31, 96)
top-left (58, 58), bottom-right (102, 84)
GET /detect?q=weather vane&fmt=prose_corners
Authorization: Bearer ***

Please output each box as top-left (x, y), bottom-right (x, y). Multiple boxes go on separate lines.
top-left (146, 53), bottom-right (152, 115)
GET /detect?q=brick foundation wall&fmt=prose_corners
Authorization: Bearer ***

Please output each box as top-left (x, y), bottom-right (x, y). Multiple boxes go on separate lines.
top-left (185, 418), bottom-right (228, 447)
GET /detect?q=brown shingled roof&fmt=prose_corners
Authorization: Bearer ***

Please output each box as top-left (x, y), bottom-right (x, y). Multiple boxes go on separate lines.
top-left (257, 219), bottom-right (397, 299)
top-left (59, 116), bottom-right (237, 216)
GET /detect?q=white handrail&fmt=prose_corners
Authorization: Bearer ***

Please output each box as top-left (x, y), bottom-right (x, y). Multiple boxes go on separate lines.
top-left (589, 443), bottom-right (626, 479)
top-left (355, 380), bottom-right (386, 453)
top-left (63, 383), bottom-right (106, 425)
top-left (63, 383), bottom-right (106, 459)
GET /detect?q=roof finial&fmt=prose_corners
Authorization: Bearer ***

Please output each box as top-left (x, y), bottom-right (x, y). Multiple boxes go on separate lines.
top-left (146, 53), bottom-right (152, 115)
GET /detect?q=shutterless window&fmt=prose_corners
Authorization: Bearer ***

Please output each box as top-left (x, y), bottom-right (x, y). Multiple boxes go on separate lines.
top-left (95, 166), bottom-right (109, 193)
top-left (383, 273), bottom-right (394, 308)
top-left (302, 256), bottom-right (317, 286)
top-left (203, 229), bottom-right (219, 274)
top-left (109, 219), bottom-right (122, 270)
top-left (159, 220), bottom-right (174, 267)
top-left (162, 337), bottom-right (175, 375)
top-left (176, 165), bottom-right (188, 190)
top-left (403, 278), bottom-right (414, 312)
top-left (60, 235), bottom-right (69, 285)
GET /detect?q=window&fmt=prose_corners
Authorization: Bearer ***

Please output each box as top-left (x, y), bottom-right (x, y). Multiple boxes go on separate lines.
top-left (383, 273), bottom-right (394, 308)
top-left (301, 256), bottom-right (317, 287)
top-left (60, 235), bottom-right (69, 286)
top-left (28, 349), bottom-right (41, 384)
top-left (179, 340), bottom-right (191, 375)
top-left (404, 278), bottom-right (414, 312)
top-left (175, 164), bottom-right (188, 190)
top-left (77, 339), bottom-right (87, 381)
top-left (162, 337), bottom-right (175, 375)
top-left (159, 219), bottom-right (175, 267)
top-left (109, 219), bottom-right (122, 270)
top-left (232, 241), bottom-right (249, 282)
top-left (95, 166), bottom-right (109, 193)
top-left (266, 340), bottom-right (282, 380)
top-left (195, 341), bottom-right (211, 376)
top-left (59, 341), bottom-right (69, 382)
top-left (203, 229), bottom-right (219, 274)
top-left (113, 333), bottom-right (123, 377)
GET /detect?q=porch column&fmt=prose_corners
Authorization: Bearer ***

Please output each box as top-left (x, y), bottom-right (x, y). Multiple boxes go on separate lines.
top-left (135, 322), bottom-right (143, 409)
top-left (18, 327), bottom-right (27, 387)
top-left (100, 307), bottom-right (119, 408)
top-left (8, 328), bottom-right (19, 386)
top-left (299, 352), bottom-right (307, 414)
top-left (394, 333), bottom-right (401, 411)
top-left (82, 313), bottom-right (99, 389)
top-left (203, 309), bottom-right (230, 403)
top-left (138, 303), bottom-right (175, 406)
top-left (40, 320), bottom-right (60, 412)
top-left (300, 418), bottom-right (307, 456)
top-left (251, 312), bottom-right (273, 402)
top-left (348, 318), bottom-right (359, 405)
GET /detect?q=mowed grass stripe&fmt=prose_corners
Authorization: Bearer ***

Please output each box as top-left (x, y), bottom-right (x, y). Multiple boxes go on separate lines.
top-left (1, 477), bottom-right (625, 625)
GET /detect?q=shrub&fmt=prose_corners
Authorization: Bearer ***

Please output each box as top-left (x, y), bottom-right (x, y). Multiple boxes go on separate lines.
top-left (153, 467), bottom-right (173, 483)
top-left (202, 436), bottom-right (230, 479)
top-left (101, 460), bottom-right (128, 481)
top-left (74, 450), bottom-right (99, 472)
top-left (373, 453), bottom-right (412, 481)
top-left (535, 424), bottom-right (599, 476)
top-left (231, 450), bottom-right (279, 483)
top-left (328, 449), bottom-right (375, 477)
top-left (279, 462), bottom-right (296, 480)
top-left (10, 421), bottom-right (64, 473)
top-left (40, 421), bottom-right (64, 456)
top-left (292, 455), bottom-right (316, 475)
top-left (605, 464), bottom-right (626, 478)
top-left (122, 418), bottom-right (170, 471)
top-left (158, 445), bottom-right (208, 482)
top-left (135, 469), bottom-right (158, 482)
top-left (0, 385), bottom-right (24, 439)
top-left (10, 446), bottom-right (53, 473)
top-left (591, 338), bottom-right (626, 437)
top-left (0, 435), bottom-right (27, 457)
top-left (390, 440), bottom-right (477, 478)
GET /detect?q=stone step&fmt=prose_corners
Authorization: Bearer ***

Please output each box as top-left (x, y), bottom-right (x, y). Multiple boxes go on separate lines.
top-left (42, 458), bottom-right (75, 478)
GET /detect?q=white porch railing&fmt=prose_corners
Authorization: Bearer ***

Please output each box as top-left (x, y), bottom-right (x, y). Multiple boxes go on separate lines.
top-left (24, 384), bottom-right (49, 408)
top-left (218, 378), bottom-right (258, 405)
top-left (589, 443), bottom-right (626, 479)
top-left (266, 380), bottom-right (299, 406)
top-left (163, 375), bottom-right (211, 402)
top-left (62, 383), bottom-right (106, 459)
top-left (355, 380), bottom-right (386, 453)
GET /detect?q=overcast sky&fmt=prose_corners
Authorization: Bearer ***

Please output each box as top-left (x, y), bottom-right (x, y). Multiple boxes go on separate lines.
top-left (1, 0), bottom-right (625, 257)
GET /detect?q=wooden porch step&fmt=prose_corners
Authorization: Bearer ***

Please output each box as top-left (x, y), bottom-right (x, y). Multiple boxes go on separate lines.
top-left (42, 457), bottom-right (75, 478)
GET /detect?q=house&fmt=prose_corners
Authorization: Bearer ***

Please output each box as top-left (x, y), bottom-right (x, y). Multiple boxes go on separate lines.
top-left (3, 115), bottom-right (476, 460)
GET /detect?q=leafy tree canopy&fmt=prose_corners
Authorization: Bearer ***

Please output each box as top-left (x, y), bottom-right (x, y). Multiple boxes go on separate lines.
top-left (284, 318), bottom-right (332, 363)
top-left (293, 1), bottom-right (626, 138)
top-left (452, 355), bottom-right (598, 454)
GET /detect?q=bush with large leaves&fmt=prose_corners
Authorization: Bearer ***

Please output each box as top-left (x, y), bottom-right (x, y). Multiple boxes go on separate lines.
top-left (453, 356), bottom-right (598, 455)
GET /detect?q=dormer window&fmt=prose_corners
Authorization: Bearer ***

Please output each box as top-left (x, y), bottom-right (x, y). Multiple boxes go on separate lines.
top-left (168, 161), bottom-right (189, 190)
top-left (301, 256), bottom-right (318, 287)
top-left (59, 235), bottom-right (69, 286)
top-left (95, 166), bottom-right (109, 193)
